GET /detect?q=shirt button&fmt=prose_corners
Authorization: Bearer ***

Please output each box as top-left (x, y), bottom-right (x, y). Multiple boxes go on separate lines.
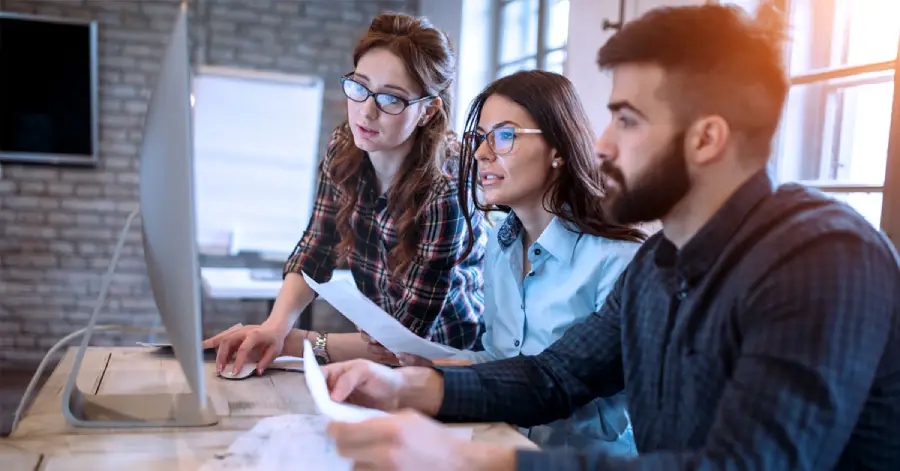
top-left (534, 248), bottom-right (541, 255)
top-left (520, 303), bottom-right (525, 310)
top-left (514, 340), bottom-right (520, 347)
top-left (677, 290), bottom-right (688, 300)
top-left (528, 272), bottom-right (535, 276)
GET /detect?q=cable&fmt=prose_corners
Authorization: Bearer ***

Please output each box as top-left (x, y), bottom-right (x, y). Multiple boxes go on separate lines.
top-left (9, 207), bottom-right (163, 434)
top-left (10, 325), bottom-right (162, 434)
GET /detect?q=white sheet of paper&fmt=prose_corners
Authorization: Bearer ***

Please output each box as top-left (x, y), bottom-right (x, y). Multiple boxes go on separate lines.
top-left (198, 414), bottom-right (352, 471)
top-left (197, 413), bottom-right (473, 471)
top-left (302, 272), bottom-right (460, 360)
top-left (303, 339), bottom-right (389, 423)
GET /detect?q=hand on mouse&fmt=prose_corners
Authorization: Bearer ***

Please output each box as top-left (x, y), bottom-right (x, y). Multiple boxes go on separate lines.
top-left (203, 324), bottom-right (285, 375)
top-left (218, 362), bottom-right (258, 380)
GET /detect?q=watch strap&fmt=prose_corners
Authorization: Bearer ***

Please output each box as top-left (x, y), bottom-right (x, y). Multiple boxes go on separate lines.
top-left (312, 332), bottom-right (330, 364)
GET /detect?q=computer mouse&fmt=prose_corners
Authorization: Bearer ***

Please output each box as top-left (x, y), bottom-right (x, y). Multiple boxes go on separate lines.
top-left (216, 356), bottom-right (305, 380)
top-left (218, 363), bottom-right (258, 380)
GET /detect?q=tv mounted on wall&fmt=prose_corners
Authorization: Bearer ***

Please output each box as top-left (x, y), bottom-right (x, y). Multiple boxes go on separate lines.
top-left (0, 12), bottom-right (99, 166)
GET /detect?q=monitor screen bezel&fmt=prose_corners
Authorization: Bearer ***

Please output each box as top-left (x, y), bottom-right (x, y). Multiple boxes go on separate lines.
top-left (0, 11), bottom-right (100, 167)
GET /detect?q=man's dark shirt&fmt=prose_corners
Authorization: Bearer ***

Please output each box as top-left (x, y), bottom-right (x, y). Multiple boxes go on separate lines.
top-left (437, 170), bottom-right (900, 470)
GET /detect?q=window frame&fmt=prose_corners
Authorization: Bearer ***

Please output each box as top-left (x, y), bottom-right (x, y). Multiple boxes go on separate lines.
top-left (492, 0), bottom-right (568, 78)
top-left (716, 0), bottom-right (900, 245)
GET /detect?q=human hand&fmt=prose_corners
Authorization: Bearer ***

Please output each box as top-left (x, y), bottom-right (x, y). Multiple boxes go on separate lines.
top-left (328, 410), bottom-right (514, 471)
top-left (396, 353), bottom-right (433, 367)
top-left (322, 359), bottom-right (407, 412)
top-left (360, 329), bottom-right (399, 365)
top-left (202, 324), bottom-right (285, 375)
top-left (397, 354), bottom-right (474, 367)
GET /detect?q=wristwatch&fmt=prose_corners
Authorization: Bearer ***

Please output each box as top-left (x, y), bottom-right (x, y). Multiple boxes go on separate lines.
top-left (312, 332), bottom-right (330, 365)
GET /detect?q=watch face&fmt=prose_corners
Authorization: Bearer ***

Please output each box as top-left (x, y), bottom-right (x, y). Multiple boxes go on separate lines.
top-left (314, 353), bottom-right (327, 365)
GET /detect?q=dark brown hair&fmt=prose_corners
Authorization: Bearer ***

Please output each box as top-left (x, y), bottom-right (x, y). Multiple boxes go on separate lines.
top-left (597, 3), bottom-right (789, 157)
top-left (457, 70), bottom-right (647, 259)
top-left (329, 13), bottom-right (456, 276)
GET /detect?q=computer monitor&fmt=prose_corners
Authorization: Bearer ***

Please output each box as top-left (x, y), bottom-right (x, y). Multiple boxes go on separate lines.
top-left (60, 2), bottom-right (217, 428)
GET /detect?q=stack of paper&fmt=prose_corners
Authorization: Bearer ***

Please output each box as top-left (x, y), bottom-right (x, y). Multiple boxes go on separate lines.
top-left (199, 340), bottom-right (472, 470)
top-left (302, 272), bottom-right (461, 360)
top-left (198, 414), bottom-right (351, 471)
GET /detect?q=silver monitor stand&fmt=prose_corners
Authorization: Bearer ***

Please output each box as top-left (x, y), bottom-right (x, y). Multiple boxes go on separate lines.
top-left (61, 1), bottom-right (217, 428)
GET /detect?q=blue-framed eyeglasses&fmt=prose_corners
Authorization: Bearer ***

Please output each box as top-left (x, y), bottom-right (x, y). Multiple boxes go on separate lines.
top-left (464, 126), bottom-right (542, 155)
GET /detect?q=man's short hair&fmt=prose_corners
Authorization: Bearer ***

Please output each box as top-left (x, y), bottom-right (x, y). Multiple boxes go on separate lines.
top-left (598, 4), bottom-right (789, 157)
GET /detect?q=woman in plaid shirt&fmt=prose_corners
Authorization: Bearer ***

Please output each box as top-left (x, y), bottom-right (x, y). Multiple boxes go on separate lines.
top-left (204, 13), bottom-right (488, 374)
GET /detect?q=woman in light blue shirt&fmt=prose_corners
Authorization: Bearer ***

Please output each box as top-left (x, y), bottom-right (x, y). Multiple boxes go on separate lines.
top-left (393, 70), bottom-right (648, 455)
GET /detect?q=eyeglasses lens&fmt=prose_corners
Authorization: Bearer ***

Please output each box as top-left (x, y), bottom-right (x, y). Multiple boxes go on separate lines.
top-left (490, 128), bottom-right (515, 154)
top-left (342, 78), bottom-right (406, 115)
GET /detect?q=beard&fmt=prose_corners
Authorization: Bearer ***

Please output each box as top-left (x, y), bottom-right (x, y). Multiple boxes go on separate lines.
top-left (600, 132), bottom-right (691, 225)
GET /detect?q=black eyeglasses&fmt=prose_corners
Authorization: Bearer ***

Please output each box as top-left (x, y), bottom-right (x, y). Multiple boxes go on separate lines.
top-left (340, 73), bottom-right (434, 115)
top-left (464, 126), bottom-right (542, 155)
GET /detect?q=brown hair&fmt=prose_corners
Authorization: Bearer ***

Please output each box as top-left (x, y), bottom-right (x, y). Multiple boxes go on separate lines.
top-left (597, 3), bottom-right (789, 157)
top-left (457, 70), bottom-right (647, 259)
top-left (329, 13), bottom-right (456, 276)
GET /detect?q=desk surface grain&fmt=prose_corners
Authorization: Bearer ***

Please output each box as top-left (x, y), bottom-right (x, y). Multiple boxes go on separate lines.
top-left (0, 347), bottom-right (534, 470)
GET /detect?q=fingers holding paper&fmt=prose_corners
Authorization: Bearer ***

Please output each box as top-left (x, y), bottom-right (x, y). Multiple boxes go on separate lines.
top-left (321, 359), bottom-right (405, 412)
top-left (357, 329), bottom-right (396, 364)
top-left (327, 411), bottom-right (475, 471)
top-left (368, 343), bottom-right (401, 365)
top-left (359, 328), bottom-right (376, 344)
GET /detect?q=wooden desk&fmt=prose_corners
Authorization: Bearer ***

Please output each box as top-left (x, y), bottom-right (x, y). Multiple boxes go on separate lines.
top-left (0, 347), bottom-right (534, 470)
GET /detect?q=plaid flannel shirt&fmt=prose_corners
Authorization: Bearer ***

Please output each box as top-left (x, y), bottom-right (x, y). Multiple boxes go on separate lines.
top-left (284, 125), bottom-right (488, 349)
top-left (438, 170), bottom-right (900, 470)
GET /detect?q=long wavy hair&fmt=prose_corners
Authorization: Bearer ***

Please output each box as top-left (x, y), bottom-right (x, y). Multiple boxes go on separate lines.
top-left (457, 70), bottom-right (647, 259)
top-left (329, 13), bottom-right (456, 277)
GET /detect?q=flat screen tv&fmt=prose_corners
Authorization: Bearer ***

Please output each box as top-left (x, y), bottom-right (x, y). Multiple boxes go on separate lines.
top-left (0, 12), bottom-right (99, 166)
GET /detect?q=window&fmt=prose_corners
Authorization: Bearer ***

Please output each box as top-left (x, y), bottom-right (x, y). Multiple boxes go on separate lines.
top-left (719, 0), bottom-right (900, 241)
top-left (494, 0), bottom-right (570, 78)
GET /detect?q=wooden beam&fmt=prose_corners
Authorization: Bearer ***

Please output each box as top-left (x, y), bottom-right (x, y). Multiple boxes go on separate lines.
top-left (880, 41), bottom-right (900, 247)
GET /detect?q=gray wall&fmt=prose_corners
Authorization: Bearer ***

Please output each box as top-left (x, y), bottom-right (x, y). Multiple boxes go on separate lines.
top-left (0, 0), bottom-right (417, 370)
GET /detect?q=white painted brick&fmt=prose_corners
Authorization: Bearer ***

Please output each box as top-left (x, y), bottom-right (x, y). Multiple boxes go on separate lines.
top-left (0, 0), bottom-right (418, 371)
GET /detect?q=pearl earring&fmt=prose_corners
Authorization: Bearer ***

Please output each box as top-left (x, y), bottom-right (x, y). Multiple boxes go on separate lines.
top-left (552, 161), bottom-right (559, 168)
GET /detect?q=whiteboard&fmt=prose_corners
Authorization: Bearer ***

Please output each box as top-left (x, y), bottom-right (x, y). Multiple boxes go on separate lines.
top-left (191, 66), bottom-right (324, 258)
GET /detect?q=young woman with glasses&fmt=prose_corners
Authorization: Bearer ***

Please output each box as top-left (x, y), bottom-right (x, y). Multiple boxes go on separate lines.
top-left (203, 13), bottom-right (488, 375)
top-left (389, 70), bottom-right (647, 455)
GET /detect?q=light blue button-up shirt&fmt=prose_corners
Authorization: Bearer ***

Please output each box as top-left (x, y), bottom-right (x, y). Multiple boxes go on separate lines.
top-left (454, 212), bottom-right (641, 454)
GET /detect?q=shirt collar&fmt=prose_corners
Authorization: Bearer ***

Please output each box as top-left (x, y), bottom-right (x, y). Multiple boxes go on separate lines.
top-left (497, 212), bottom-right (581, 264)
top-left (654, 169), bottom-right (774, 282)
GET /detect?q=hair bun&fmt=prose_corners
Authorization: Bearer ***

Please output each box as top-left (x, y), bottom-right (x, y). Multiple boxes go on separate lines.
top-left (368, 12), bottom-right (432, 37)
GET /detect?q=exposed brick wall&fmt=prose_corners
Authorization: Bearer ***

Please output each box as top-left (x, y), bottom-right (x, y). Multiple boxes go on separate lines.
top-left (0, 0), bottom-right (417, 370)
